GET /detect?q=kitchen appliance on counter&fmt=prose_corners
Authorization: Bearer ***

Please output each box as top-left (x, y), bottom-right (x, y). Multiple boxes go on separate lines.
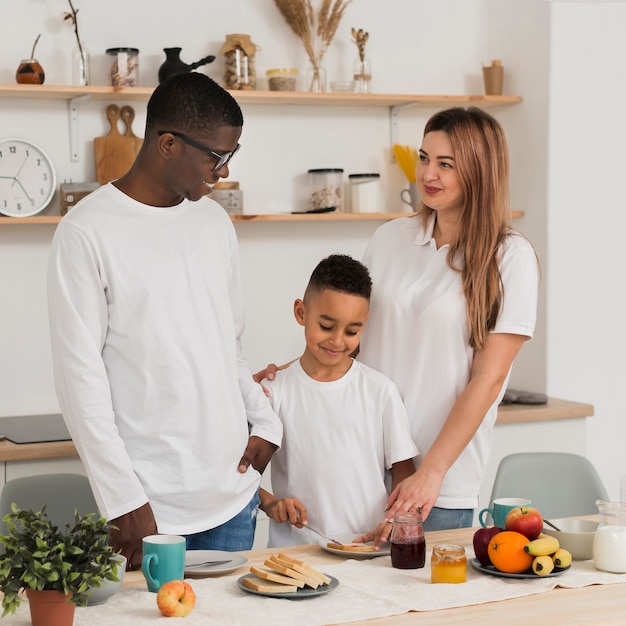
top-left (0, 414), bottom-right (70, 444)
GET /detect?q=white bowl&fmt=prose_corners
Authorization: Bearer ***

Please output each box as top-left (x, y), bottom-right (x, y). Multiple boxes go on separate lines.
top-left (85, 554), bottom-right (126, 606)
top-left (542, 518), bottom-right (598, 560)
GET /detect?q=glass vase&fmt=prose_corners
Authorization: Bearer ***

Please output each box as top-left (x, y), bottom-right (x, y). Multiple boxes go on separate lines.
top-left (72, 41), bottom-right (90, 86)
top-left (353, 56), bottom-right (372, 94)
top-left (307, 64), bottom-right (327, 93)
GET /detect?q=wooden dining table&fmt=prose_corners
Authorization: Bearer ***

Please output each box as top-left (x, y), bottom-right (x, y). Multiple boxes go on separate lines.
top-left (119, 523), bottom-right (626, 624)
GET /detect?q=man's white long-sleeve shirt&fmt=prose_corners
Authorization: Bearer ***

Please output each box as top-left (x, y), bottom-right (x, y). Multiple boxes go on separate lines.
top-left (47, 184), bottom-right (282, 534)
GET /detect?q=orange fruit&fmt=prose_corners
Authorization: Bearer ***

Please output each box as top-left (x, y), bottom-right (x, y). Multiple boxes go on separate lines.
top-left (487, 530), bottom-right (533, 574)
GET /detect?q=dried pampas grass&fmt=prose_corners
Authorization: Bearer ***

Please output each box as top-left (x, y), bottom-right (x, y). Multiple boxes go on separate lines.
top-left (274, 0), bottom-right (353, 74)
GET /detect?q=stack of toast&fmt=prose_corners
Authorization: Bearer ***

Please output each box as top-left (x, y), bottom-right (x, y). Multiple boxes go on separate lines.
top-left (241, 553), bottom-right (331, 594)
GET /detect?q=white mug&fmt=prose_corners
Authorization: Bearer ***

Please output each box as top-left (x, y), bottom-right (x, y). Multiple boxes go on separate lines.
top-left (400, 182), bottom-right (420, 212)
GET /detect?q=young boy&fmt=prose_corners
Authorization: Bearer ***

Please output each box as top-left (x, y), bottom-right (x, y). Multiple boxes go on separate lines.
top-left (259, 254), bottom-right (418, 547)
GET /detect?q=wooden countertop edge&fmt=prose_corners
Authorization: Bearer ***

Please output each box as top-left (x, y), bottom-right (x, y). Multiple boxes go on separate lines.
top-left (496, 397), bottom-right (594, 425)
top-left (0, 439), bottom-right (78, 462)
top-left (0, 398), bottom-right (592, 462)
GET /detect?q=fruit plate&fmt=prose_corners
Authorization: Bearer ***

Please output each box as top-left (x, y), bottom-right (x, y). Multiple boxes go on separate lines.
top-left (237, 574), bottom-right (339, 600)
top-left (184, 550), bottom-right (248, 577)
top-left (318, 533), bottom-right (390, 558)
top-left (470, 558), bottom-right (570, 579)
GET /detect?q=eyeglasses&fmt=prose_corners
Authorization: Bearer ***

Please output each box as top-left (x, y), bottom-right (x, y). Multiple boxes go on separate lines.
top-left (157, 130), bottom-right (240, 172)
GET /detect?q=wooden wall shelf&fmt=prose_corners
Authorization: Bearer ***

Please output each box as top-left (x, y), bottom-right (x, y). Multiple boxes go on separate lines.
top-left (0, 211), bottom-right (525, 226)
top-left (0, 84), bottom-right (522, 109)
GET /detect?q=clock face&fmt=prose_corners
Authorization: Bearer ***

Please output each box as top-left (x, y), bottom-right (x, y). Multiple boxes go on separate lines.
top-left (0, 138), bottom-right (56, 217)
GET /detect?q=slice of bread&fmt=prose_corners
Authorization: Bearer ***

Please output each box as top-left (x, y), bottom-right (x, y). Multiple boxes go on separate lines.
top-left (241, 575), bottom-right (299, 594)
top-left (265, 556), bottom-right (320, 588)
top-left (276, 553), bottom-right (332, 586)
top-left (327, 542), bottom-right (375, 552)
top-left (249, 566), bottom-right (304, 588)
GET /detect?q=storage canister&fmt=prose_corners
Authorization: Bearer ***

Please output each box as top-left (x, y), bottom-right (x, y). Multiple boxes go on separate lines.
top-left (266, 68), bottom-right (298, 91)
top-left (348, 173), bottom-right (381, 213)
top-left (219, 34), bottom-right (258, 90)
top-left (308, 168), bottom-right (344, 212)
top-left (209, 181), bottom-right (243, 215)
top-left (106, 47), bottom-right (139, 87)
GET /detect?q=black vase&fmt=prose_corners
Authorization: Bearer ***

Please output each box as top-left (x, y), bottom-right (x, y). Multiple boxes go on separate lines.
top-left (157, 47), bottom-right (216, 84)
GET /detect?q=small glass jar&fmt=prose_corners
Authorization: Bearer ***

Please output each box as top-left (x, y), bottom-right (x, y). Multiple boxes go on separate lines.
top-left (209, 181), bottom-right (243, 215)
top-left (106, 47), bottom-right (139, 87)
top-left (431, 544), bottom-right (467, 583)
top-left (348, 173), bottom-right (381, 213)
top-left (390, 510), bottom-right (426, 569)
top-left (353, 56), bottom-right (372, 94)
top-left (220, 34), bottom-right (258, 90)
top-left (307, 168), bottom-right (344, 212)
top-left (266, 68), bottom-right (298, 92)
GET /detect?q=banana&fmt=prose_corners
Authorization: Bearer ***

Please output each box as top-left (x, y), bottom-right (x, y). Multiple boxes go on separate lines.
top-left (524, 535), bottom-right (560, 556)
top-left (552, 548), bottom-right (573, 569)
top-left (532, 555), bottom-right (555, 576)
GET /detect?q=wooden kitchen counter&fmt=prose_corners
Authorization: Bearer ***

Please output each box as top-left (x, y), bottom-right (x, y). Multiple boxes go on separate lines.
top-left (0, 438), bottom-right (78, 463)
top-left (0, 398), bottom-right (592, 464)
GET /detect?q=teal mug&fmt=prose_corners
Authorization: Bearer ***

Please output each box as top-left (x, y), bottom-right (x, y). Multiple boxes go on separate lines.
top-left (141, 534), bottom-right (186, 593)
top-left (479, 497), bottom-right (532, 529)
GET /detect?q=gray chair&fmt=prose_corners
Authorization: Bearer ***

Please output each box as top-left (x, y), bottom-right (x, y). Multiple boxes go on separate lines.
top-left (489, 452), bottom-right (609, 519)
top-left (0, 473), bottom-right (98, 535)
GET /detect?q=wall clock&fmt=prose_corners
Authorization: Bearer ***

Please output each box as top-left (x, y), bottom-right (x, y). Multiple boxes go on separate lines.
top-left (0, 138), bottom-right (56, 217)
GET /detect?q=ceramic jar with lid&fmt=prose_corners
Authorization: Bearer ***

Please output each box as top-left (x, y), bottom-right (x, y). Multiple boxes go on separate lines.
top-left (348, 173), bottom-right (381, 213)
top-left (219, 34), bottom-right (258, 90)
top-left (307, 168), bottom-right (344, 212)
top-left (209, 181), bottom-right (243, 215)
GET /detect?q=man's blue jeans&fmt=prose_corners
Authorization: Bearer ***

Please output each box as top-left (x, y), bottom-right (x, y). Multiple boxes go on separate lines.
top-left (184, 491), bottom-right (260, 551)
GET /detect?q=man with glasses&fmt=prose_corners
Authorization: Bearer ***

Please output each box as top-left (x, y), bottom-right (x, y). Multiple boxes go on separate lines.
top-left (48, 73), bottom-right (282, 569)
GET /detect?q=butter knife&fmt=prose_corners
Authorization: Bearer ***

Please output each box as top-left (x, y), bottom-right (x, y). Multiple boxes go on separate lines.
top-left (185, 559), bottom-right (232, 568)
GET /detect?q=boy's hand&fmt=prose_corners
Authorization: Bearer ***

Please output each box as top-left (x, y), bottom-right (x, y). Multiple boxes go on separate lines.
top-left (264, 495), bottom-right (308, 527)
top-left (353, 520), bottom-right (393, 550)
top-left (238, 435), bottom-right (277, 474)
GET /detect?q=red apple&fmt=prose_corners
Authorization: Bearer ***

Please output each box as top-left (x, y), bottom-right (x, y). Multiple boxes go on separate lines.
top-left (505, 506), bottom-right (544, 540)
top-left (472, 526), bottom-right (504, 566)
top-left (156, 580), bottom-right (196, 617)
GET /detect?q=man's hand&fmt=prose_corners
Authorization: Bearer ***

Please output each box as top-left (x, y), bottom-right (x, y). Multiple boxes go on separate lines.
top-left (354, 520), bottom-right (394, 550)
top-left (108, 502), bottom-right (158, 571)
top-left (252, 363), bottom-right (279, 385)
top-left (238, 435), bottom-right (278, 474)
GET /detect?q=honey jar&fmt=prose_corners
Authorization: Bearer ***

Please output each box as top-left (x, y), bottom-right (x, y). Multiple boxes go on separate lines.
top-left (430, 544), bottom-right (466, 583)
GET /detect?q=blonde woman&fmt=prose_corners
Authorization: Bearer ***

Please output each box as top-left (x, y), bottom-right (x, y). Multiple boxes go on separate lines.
top-left (358, 107), bottom-right (539, 535)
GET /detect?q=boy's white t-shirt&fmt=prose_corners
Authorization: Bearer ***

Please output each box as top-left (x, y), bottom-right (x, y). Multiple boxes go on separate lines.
top-left (264, 358), bottom-right (418, 547)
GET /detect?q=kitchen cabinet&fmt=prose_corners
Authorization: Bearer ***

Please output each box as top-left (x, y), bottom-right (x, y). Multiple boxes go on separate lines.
top-left (0, 84), bottom-right (523, 225)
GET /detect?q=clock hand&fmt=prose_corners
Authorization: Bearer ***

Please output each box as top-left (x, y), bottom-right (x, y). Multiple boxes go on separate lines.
top-left (10, 156), bottom-right (29, 187)
top-left (14, 178), bottom-right (35, 205)
top-left (0, 175), bottom-right (17, 180)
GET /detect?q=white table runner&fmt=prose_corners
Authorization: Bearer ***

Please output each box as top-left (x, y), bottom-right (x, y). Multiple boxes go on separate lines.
top-left (4, 551), bottom-right (626, 625)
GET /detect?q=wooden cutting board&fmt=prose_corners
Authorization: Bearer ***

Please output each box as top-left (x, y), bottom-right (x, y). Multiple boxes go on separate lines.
top-left (93, 104), bottom-right (142, 184)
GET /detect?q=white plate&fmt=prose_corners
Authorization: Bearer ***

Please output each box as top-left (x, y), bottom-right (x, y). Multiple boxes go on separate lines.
top-left (470, 558), bottom-right (570, 579)
top-left (317, 533), bottom-right (390, 558)
top-left (184, 550), bottom-right (248, 577)
top-left (237, 574), bottom-right (339, 600)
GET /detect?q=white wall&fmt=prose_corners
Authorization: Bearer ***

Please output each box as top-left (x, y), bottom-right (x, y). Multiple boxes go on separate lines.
top-left (2, 0), bottom-right (621, 515)
top-left (547, 0), bottom-right (626, 500)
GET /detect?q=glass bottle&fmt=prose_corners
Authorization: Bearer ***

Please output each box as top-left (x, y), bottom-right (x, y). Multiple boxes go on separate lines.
top-left (307, 64), bottom-right (327, 93)
top-left (72, 41), bottom-right (90, 86)
top-left (390, 509), bottom-right (425, 569)
top-left (593, 500), bottom-right (626, 573)
top-left (431, 544), bottom-right (467, 583)
top-left (353, 56), bottom-right (371, 94)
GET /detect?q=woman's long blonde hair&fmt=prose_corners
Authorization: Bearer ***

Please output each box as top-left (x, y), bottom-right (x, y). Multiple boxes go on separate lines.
top-left (418, 107), bottom-right (510, 350)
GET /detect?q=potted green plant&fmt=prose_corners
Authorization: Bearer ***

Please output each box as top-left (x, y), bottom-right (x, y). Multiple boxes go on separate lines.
top-left (0, 504), bottom-right (119, 626)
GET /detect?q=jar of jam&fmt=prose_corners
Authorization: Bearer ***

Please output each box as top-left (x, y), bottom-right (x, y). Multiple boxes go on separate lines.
top-left (390, 510), bottom-right (425, 569)
top-left (431, 544), bottom-right (467, 583)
